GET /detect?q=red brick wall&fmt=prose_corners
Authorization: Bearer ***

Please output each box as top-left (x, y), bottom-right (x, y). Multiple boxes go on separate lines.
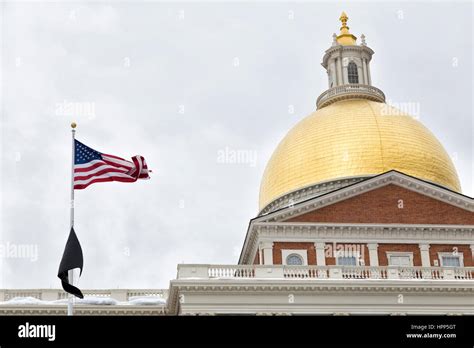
top-left (325, 243), bottom-right (369, 266)
top-left (285, 184), bottom-right (474, 225)
top-left (273, 242), bottom-right (316, 265)
top-left (377, 244), bottom-right (422, 266)
top-left (253, 251), bottom-right (259, 265)
top-left (429, 244), bottom-right (473, 267)
top-left (266, 242), bottom-right (472, 267)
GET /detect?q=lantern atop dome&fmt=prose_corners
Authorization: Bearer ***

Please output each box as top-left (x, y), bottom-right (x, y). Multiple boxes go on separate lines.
top-left (317, 12), bottom-right (385, 109)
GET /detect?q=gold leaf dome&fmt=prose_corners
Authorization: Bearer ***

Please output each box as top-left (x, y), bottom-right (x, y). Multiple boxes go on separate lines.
top-left (259, 99), bottom-right (461, 210)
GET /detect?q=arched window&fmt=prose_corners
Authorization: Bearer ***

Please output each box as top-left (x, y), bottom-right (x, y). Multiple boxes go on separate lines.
top-left (348, 62), bottom-right (359, 84)
top-left (286, 254), bottom-right (304, 266)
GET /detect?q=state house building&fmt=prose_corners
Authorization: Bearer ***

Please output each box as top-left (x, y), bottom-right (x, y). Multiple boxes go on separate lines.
top-left (1, 13), bottom-right (473, 315)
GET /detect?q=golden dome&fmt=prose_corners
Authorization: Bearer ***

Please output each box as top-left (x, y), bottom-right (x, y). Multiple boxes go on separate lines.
top-left (259, 99), bottom-right (461, 210)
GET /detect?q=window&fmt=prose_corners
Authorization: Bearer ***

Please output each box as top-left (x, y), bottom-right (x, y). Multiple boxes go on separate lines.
top-left (389, 256), bottom-right (411, 266)
top-left (282, 250), bottom-right (308, 265)
top-left (348, 62), bottom-right (359, 84)
top-left (337, 256), bottom-right (357, 266)
top-left (438, 252), bottom-right (464, 267)
top-left (286, 254), bottom-right (304, 266)
top-left (441, 256), bottom-right (461, 267)
top-left (387, 252), bottom-right (413, 267)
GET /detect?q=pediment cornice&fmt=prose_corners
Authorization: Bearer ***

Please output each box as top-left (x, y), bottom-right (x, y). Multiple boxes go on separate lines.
top-left (239, 171), bottom-right (473, 264)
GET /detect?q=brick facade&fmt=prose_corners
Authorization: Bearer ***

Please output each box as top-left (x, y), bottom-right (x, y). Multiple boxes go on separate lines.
top-left (285, 184), bottom-right (474, 225)
top-left (429, 244), bottom-right (473, 267)
top-left (265, 242), bottom-right (472, 267)
top-left (260, 184), bottom-right (472, 267)
top-left (273, 242), bottom-right (317, 265)
top-left (253, 251), bottom-right (259, 265)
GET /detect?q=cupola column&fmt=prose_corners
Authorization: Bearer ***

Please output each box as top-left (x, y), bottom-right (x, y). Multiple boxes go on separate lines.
top-left (362, 58), bottom-right (368, 84)
top-left (337, 57), bottom-right (343, 85)
top-left (342, 62), bottom-right (348, 84)
top-left (367, 63), bottom-right (372, 84)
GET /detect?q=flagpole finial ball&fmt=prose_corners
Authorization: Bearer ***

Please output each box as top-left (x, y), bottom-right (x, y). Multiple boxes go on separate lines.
top-left (71, 122), bottom-right (77, 129)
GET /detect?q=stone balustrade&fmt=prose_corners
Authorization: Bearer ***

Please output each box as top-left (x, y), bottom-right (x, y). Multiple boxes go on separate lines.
top-left (177, 264), bottom-right (474, 281)
top-left (316, 83), bottom-right (385, 109)
top-left (0, 288), bottom-right (168, 302)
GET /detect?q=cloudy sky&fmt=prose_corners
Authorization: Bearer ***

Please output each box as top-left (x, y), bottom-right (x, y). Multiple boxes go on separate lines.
top-left (1, 1), bottom-right (472, 290)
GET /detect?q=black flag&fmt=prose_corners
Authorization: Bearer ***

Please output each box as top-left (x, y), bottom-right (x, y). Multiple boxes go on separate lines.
top-left (58, 228), bottom-right (84, 299)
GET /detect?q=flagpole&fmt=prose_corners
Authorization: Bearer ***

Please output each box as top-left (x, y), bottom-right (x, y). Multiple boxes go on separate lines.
top-left (68, 122), bottom-right (77, 316)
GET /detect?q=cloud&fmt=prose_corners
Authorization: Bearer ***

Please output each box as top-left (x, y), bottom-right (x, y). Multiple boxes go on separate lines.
top-left (1, 2), bottom-right (472, 289)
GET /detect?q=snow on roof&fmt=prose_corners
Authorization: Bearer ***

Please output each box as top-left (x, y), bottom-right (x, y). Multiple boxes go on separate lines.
top-left (1, 296), bottom-right (166, 306)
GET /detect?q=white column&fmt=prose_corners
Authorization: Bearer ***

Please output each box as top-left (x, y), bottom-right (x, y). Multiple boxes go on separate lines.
top-left (366, 61), bottom-right (372, 85)
top-left (362, 59), bottom-right (368, 85)
top-left (367, 243), bottom-right (379, 266)
top-left (329, 61), bottom-right (337, 88)
top-left (357, 66), bottom-right (363, 84)
top-left (419, 244), bottom-right (431, 267)
top-left (260, 241), bottom-right (274, 265)
top-left (342, 66), bottom-right (348, 84)
top-left (315, 242), bottom-right (326, 266)
top-left (336, 56), bottom-right (343, 85)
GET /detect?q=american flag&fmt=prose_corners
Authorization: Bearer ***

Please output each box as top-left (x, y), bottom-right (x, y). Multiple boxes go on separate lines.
top-left (74, 140), bottom-right (150, 190)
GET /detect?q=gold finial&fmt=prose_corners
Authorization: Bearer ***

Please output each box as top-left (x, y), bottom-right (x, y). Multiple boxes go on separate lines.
top-left (71, 122), bottom-right (77, 129)
top-left (339, 11), bottom-right (349, 30)
top-left (336, 11), bottom-right (357, 46)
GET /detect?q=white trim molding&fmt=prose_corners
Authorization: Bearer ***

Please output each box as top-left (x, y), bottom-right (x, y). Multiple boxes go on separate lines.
top-left (240, 222), bottom-right (474, 265)
top-left (259, 176), bottom-right (368, 215)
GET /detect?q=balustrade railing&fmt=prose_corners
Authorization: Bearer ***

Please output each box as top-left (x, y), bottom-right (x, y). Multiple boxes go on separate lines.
top-left (316, 84), bottom-right (385, 108)
top-left (178, 264), bottom-right (474, 281)
top-left (1, 289), bottom-right (169, 302)
top-left (284, 266), bottom-right (329, 279)
top-left (1, 266), bottom-right (472, 305)
top-left (208, 265), bottom-right (256, 278)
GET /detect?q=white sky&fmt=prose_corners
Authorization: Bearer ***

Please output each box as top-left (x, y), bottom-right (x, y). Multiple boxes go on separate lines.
top-left (0, 1), bottom-right (472, 289)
